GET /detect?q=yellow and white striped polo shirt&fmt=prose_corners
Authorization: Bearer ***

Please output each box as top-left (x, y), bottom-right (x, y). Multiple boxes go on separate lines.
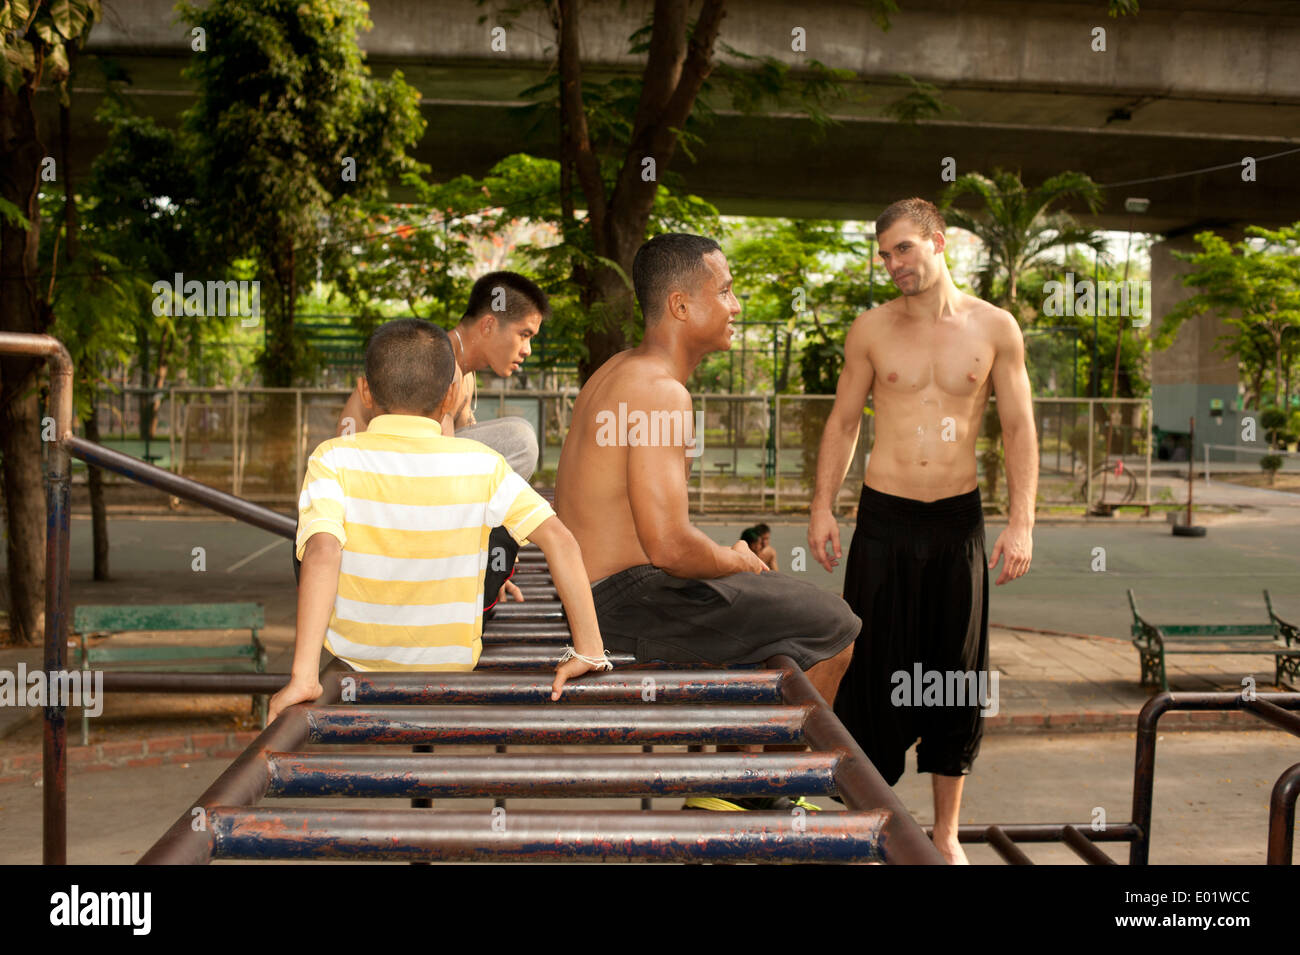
top-left (295, 414), bottom-right (554, 671)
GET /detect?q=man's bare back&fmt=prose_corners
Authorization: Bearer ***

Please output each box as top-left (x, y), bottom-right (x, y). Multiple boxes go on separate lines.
top-left (556, 350), bottom-right (693, 581)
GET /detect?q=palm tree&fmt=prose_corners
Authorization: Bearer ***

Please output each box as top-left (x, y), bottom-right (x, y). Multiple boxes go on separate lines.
top-left (940, 169), bottom-right (1109, 320)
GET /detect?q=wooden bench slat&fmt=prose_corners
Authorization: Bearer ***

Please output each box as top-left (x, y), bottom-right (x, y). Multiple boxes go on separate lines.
top-left (1143, 625), bottom-right (1275, 637)
top-left (82, 645), bottom-right (260, 665)
top-left (74, 602), bottom-right (264, 632)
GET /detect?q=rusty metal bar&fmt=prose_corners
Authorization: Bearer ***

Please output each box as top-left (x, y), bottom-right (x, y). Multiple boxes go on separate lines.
top-left (101, 672), bottom-right (290, 693)
top-left (985, 825), bottom-right (1033, 865)
top-left (1242, 698), bottom-right (1300, 738)
top-left (209, 808), bottom-right (890, 863)
top-left (65, 436), bottom-right (295, 539)
top-left (266, 751), bottom-right (840, 798)
top-left (1062, 825), bottom-right (1118, 864)
top-left (770, 656), bottom-right (946, 865)
top-left (1268, 763), bottom-right (1299, 865)
top-left (304, 704), bottom-right (810, 746)
top-left (1130, 692), bottom-right (1300, 865)
top-left (925, 823), bottom-right (1141, 843)
top-left (0, 333), bottom-right (74, 866)
top-left (139, 668), bottom-right (345, 864)
top-left (477, 646), bottom-right (680, 669)
top-left (341, 670), bottom-right (784, 705)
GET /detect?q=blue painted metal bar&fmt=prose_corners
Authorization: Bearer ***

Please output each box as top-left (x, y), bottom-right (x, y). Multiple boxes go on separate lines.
top-left (209, 808), bottom-right (889, 863)
top-left (265, 751), bottom-right (839, 798)
top-left (341, 670), bottom-right (785, 705)
top-left (304, 704), bottom-right (810, 745)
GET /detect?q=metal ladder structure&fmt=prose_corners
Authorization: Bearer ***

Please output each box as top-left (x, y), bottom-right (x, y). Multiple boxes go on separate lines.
top-left (139, 545), bottom-right (946, 864)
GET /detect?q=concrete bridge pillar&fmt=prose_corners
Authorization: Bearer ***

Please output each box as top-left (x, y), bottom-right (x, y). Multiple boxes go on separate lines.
top-left (1149, 229), bottom-right (1244, 462)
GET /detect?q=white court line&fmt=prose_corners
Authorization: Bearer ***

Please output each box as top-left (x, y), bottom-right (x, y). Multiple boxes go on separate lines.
top-left (226, 538), bottom-right (288, 573)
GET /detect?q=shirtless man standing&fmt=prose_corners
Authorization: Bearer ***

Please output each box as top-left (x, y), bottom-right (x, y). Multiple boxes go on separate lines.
top-left (807, 198), bottom-right (1037, 864)
top-left (555, 233), bottom-right (860, 723)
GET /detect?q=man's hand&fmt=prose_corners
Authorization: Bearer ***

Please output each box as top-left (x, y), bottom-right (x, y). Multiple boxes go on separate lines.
top-left (498, 579), bottom-right (524, 604)
top-left (551, 656), bottom-right (598, 701)
top-left (807, 508), bottom-right (843, 572)
top-left (268, 676), bottom-right (323, 724)
top-left (731, 540), bottom-right (768, 574)
top-left (988, 524), bottom-right (1033, 585)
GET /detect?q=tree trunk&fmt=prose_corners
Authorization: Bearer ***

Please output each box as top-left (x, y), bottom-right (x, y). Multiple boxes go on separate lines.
top-left (0, 80), bottom-right (49, 646)
top-left (556, 0), bottom-right (727, 382)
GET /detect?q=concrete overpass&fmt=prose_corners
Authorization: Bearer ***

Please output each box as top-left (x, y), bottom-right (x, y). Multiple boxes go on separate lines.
top-left (71, 0), bottom-right (1300, 231)
top-left (50, 0), bottom-right (1300, 442)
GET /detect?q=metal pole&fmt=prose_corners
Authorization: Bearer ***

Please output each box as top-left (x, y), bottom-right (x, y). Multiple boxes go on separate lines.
top-left (0, 334), bottom-right (76, 865)
top-left (1187, 416), bottom-right (1195, 528)
top-left (1086, 401), bottom-right (1094, 510)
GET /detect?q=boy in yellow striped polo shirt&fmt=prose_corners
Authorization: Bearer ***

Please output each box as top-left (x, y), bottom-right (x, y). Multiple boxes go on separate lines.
top-left (269, 319), bottom-right (607, 720)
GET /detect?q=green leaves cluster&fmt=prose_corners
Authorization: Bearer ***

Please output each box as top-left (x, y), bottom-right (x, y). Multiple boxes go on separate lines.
top-left (1161, 224), bottom-right (1300, 410)
top-left (1, 0), bottom-right (100, 103)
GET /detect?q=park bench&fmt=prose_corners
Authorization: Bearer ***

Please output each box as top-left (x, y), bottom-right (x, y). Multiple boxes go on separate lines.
top-left (73, 603), bottom-right (267, 744)
top-left (1127, 589), bottom-right (1300, 692)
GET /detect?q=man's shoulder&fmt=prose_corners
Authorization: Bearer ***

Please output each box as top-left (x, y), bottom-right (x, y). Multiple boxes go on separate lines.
top-left (584, 352), bottom-right (691, 408)
top-left (965, 296), bottom-right (1021, 346)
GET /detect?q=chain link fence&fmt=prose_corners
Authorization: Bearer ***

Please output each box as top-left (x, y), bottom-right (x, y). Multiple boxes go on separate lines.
top-left (82, 387), bottom-right (1153, 514)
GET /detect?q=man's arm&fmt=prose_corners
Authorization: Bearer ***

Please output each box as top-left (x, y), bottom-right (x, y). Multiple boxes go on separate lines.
top-left (989, 310), bottom-right (1037, 585)
top-left (808, 313), bottom-right (875, 571)
top-left (268, 534), bottom-right (340, 721)
top-left (527, 516), bottom-right (609, 699)
top-left (627, 380), bottom-right (766, 579)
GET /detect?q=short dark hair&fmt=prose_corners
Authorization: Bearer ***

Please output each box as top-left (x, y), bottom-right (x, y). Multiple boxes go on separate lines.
top-left (740, 528), bottom-right (760, 545)
top-left (463, 271), bottom-right (550, 326)
top-left (633, 233), bottom-right (722, 324)
top-left (753, 523), bottom-right (771, 536)
top-left (364, 318), bottom-right (456, 416)
top-left (876, 198), bottom-right (946, 243)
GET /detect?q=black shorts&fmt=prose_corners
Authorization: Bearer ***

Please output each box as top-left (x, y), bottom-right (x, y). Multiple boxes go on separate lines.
top-left (592, 565), bottom-right (860, 671)
top-left (832, 484), bottom-right (990, 785)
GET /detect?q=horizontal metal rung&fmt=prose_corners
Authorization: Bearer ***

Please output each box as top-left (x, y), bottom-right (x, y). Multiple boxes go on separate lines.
top-left (476, 646), bottom-right (637, 670)
top-left (210, 808), bottom-right (887, 862)
top-left (305, 704), bottom-right (810, 745)
top-left (341, 670), bottom-right (785, 704)
top-left (266, 751), bottom-right (837, 798)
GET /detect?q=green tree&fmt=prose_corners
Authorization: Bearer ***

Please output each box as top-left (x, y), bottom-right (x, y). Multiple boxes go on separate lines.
top-left (0, 0), bottom-right (101, 644)
top-left (1157, 225), bottom-right (1300, 411)
top-left (512, 0), bottom-right (935, 381)
top-left (177, 0), bottom-right (426, 387)
top-left (939, 169), bottom-right (1108, 319)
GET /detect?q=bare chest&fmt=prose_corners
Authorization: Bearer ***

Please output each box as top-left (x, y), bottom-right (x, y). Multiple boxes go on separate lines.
top-left (869, 325), bottom-right (995, 400)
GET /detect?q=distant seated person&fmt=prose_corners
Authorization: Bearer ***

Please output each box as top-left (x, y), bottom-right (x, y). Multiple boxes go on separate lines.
top-left (740, 524), bottom-right (779, 571)
top-left (269, 319), bottom-right (607, 721)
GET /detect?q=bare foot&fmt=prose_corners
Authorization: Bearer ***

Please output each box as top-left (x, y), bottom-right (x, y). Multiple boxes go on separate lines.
top-left (933, 835), bottom-right (970, 865)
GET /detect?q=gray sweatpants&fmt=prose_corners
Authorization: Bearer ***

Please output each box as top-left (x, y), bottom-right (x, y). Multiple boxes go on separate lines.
top-left (457, 416), bottom-right (539, 481)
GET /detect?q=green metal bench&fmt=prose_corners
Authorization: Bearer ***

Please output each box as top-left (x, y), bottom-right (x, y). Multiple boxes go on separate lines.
top-left (73, 603), bottom-right (268, 744)
top-left (1127, 589), bottom-right (1300, 692)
